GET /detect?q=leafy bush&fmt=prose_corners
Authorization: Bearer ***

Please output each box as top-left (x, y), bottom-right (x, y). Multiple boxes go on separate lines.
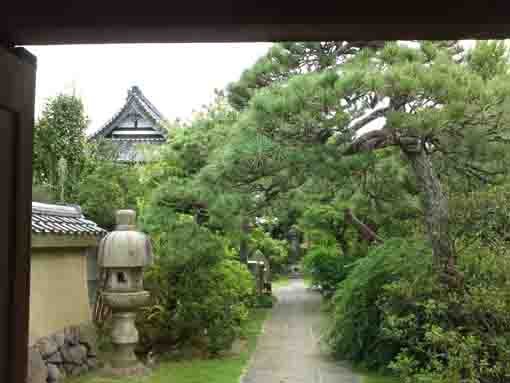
top-left (139, 220), bottom-right (255, 355)
top-left (249, 228), bottom-right (289, 276)
top-left (77, 162), bottom-right (142, 229)
top-left (328, 238), bottom-right (432, 369)
top-left (303, 245), bottom-right (356, 297)
top-left (254, 294), bottom-right (275, 308)
top-left (32, 182), bottom-right (57, 203)
top-left (328, 237), bottom-right (510, 382)
top-left (381, 240), bottom-right (510, 383)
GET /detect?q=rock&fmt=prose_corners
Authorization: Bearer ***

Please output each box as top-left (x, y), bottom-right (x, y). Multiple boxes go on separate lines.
top-left (46, 364), bottom-right (63, 383)
top-left (62, 363), bottom-right (74, 375)
top-left (35, 337), bottom-right (59, 358)
top-left (72, 326), bottom-right (82, 344)
top-left (78, 324), bottom-right (98, 357)
top-left (77, 345), bottom-right (88, 363)
top-left (70, 365), bottom-right (88, 376)
top-left (87, 347), bottom-right (98, 358)
top-left (86, 357), bottom-right (99, 369)
top-left (70, 366), bottom-right (80, 376)
top-left (60, 348), bottom-right (72, 364)
top-left (64, 327), bottom-right (79, 346)
top-left (61, 344), bottom-right (88, 364)
top-left (51, 331), bottom-right (66, 348)
top-left (27, 348), bottom-right (48, 383)
top-left (46, 351), bottom-right (63, 364)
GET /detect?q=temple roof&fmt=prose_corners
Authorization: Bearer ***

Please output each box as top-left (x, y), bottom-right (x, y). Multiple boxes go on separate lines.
top-left (91, 86), bottom-right (167, 142)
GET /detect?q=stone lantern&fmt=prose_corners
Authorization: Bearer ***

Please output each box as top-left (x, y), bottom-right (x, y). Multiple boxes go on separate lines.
top-left (252, 250), bottom-right (271, 296)
top-left (97, 210), bottom-right (152, 374)
top-left (288, 225), bottom-right (302, 273)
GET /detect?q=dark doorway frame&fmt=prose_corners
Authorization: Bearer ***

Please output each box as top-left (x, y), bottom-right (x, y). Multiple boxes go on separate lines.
top-left (5, 23), bottom-right (510, 45)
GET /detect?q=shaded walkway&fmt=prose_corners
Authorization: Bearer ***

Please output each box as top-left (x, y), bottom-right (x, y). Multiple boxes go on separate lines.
top-left (242, 279), bottom-right (360, 383)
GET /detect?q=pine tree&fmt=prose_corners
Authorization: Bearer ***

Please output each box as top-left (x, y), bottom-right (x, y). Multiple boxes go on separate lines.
top-left (221, 41), bottom-right (510, 283)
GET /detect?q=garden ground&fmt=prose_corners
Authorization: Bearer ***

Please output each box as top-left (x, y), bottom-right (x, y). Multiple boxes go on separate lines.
top-left (66, 307), bottom-right (268, 383)
top-left (67, 281), bottom-right (396, 383)
top-left (242, 279), bottom-right (359, 383)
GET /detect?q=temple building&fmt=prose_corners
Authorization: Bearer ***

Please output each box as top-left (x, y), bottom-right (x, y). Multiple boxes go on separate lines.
top-left (91, 86), bottom-right (168, 162)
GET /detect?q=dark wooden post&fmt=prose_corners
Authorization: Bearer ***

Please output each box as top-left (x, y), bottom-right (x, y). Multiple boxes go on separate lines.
top-left (0, 46), bottom-right (36, 383)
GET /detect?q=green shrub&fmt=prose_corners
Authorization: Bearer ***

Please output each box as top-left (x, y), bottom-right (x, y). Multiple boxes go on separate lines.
top-left (328, 237), bottom-right (510, 382)
top-left (32, 182), bottom-right (57, 203)
top-left (249, 228), bottom-right (289, 276)
top-left (303, 245), bottom-right (357, 297)
top-left (138, 220), bottom-right (255, 355)
top-left (77, 162), bottom-right (142, 230)
top-left (254, 294), bottom-right (275, 308)
top-left (381, 240), bottom-right (510, 383)
top-left (328, 238), bottom-right (432, 369)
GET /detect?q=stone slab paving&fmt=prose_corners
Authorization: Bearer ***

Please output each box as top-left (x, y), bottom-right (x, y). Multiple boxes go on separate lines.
top-left (242, 279), bottom-right (360, 383)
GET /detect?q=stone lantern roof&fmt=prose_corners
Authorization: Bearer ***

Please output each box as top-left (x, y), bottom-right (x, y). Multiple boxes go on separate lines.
top-left (97, 210), bottom-right (152, 268)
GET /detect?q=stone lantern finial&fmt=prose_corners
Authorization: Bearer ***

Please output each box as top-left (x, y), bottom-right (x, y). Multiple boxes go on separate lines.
top-left (115, 210), bottom-right (137, 230)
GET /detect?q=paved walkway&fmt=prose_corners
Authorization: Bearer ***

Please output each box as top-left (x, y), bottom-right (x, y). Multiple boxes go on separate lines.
top-left (242, 279), bottom-right (360, 383)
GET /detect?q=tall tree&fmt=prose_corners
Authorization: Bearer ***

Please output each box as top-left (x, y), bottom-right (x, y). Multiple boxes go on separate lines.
top-left (221, 41), bottom-right (510, 283)
top-left (33, 93), bottom-right (88, 201)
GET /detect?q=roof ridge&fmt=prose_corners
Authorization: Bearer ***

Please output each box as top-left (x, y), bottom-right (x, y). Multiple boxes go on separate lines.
top-left (32, 202), bottom-right (82, 218)
top-left (131, 92), bottom-right (168, 136)
top-left (31, 202), bottom-right (106, 236)
top-left (133, 88), bottom-right (165, 120)
top-left (90, 96), bottom-right (133, 138)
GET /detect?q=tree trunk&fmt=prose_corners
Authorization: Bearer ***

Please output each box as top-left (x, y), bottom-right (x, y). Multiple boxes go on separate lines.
top-left (405, 148), bottom-right (456, 277)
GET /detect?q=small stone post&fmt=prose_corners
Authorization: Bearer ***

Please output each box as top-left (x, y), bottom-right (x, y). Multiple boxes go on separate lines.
top-left (253, 250), bottom-right (265, 296)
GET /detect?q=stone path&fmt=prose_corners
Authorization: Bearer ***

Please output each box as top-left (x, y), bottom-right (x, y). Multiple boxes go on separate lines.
top-left (242, 279), bottom-right (360, 383)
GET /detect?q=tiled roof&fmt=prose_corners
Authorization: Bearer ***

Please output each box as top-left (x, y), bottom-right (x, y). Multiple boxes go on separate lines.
top-left (32, 202), bottom-right (106, 236)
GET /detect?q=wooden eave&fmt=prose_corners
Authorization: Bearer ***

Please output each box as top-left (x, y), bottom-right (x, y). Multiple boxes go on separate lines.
top-left (4, 19), bottom-right (510, 46)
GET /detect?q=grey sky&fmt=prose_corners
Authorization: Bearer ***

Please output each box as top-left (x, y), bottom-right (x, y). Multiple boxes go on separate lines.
top-left (26, 43), bottom-right (272, 134)
top-left (26, 41), bottom-right (479, 136)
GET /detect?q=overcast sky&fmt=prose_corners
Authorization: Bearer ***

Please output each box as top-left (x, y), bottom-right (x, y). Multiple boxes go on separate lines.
top-left (26, 43), bottom-right (272, 134)
top-left (26, 41), bottom-right (480, 136)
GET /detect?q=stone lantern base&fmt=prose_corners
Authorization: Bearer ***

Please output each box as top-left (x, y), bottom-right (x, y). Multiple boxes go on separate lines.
top-left (101, 291), bottom-right (151, 377)
top-left (110, 312), bottom-right (138, 369)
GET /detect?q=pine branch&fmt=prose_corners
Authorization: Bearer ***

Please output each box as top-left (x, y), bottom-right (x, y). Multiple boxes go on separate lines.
top-left (343, 126), bottom-right (396, 155)
top-left (344, 208), bottom-right (384, 244)
top-left (348, 106), bottom-right (390, 133)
